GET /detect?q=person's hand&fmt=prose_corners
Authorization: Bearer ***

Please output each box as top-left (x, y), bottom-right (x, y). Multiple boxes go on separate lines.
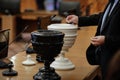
top-left (66, 15), bottom-right (78, 24)
top-left (91, 36), bottom-right (105, 46)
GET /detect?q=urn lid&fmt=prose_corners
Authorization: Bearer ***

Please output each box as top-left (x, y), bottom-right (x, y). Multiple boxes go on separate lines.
top-left (48, 23), bottom-right (78, 29)
top-left (31, 30), bottom-right (64, 43)
top-left (31, 30), bottom-right (64, 37)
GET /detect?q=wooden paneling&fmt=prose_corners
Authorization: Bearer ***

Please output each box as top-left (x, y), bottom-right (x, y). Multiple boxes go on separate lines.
top-left (87, 0), bottom-right (108, 14)
top-left (1, 16), bottom-right (16, 43)
top-left (20, 0), bottom-right (38, 13)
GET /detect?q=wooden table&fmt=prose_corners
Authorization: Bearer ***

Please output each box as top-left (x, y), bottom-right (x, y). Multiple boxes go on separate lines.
top-left (0, 26), bottom-right (100, 80)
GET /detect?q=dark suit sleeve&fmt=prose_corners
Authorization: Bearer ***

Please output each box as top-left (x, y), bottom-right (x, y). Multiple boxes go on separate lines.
top-left (105, 35), bottom-right (120, 48)
top-left (78, 13), bottom-right (102, 27)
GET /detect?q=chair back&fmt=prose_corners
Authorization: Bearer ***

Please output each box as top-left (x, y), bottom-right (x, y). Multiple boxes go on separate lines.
top-left (58, 1), bottom-right (81, 16)
top-left (0, 29), bottom-right (10, 59)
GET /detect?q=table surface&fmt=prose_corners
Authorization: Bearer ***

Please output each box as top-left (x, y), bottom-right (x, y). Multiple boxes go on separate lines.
top-left (0, 26), bottom-right (99, 80)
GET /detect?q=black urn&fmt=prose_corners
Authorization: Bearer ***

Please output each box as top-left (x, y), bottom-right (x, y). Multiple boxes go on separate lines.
top-left (31, 30), bottom-right (64, 80)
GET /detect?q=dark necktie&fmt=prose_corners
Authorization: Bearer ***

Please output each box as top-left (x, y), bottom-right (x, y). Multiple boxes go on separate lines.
top-left (108, 0), bottom-right (115, 14)
top-left (101, 0), bottom-right (115, 31)
top-left (105, 0), bottom-right (115, 21)
top-left (109, 0), bottom-right (115, 3)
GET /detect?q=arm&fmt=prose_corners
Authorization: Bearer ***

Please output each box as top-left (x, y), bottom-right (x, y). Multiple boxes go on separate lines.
top-left (66, 12), bottom-right (103, 27)
top-left (78, 13), bottom-right (102, 26)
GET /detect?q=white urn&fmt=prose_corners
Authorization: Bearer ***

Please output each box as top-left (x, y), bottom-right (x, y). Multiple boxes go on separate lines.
top-left (48, 23), bottom-right (78, 70)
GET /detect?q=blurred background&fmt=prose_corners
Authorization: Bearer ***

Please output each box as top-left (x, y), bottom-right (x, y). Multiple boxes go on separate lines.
top-left (0, 0), bottom-right (108, 56)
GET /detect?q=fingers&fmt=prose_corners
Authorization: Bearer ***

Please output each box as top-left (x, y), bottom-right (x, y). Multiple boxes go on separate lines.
top-left (90, 36), bottom-right (105, 46)
top-left (91, 41), bottom-right (99, 46)
top-left (91, 36), bottom-right (99, 42)
top-left (91, 36), bottom-right (100, 46)
top-left (66, 15), bottom-right (78, 24)
top-left (66, 15), bottom-right (73, 23)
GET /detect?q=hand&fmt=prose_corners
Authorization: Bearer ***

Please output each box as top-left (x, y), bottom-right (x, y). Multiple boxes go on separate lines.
top-left (91, 36), bottom-right (105, 46)
top-left (66, 15), bottom-right (78, 24)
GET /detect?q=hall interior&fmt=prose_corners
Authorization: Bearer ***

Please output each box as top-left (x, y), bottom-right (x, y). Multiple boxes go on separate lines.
top-left (0, 0), bottom-right (108, 41)
top-left (0, 0), bottom-right (108, 80)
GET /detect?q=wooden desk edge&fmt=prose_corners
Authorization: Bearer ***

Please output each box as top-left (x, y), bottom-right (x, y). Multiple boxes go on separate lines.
top-left (83, 66), bottom-right (101, 80)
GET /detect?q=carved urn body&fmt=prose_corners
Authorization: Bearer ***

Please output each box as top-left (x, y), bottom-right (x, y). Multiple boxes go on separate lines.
top-left (31, 30), bottom-right (64, 80)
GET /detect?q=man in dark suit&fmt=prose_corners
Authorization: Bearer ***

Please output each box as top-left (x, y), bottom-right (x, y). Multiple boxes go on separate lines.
top-left (66, 0), bottom-right (120, 80)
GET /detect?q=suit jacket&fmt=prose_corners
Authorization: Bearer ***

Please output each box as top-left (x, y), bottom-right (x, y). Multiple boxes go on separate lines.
top-left (78, 0), bottom-right (120, 72)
